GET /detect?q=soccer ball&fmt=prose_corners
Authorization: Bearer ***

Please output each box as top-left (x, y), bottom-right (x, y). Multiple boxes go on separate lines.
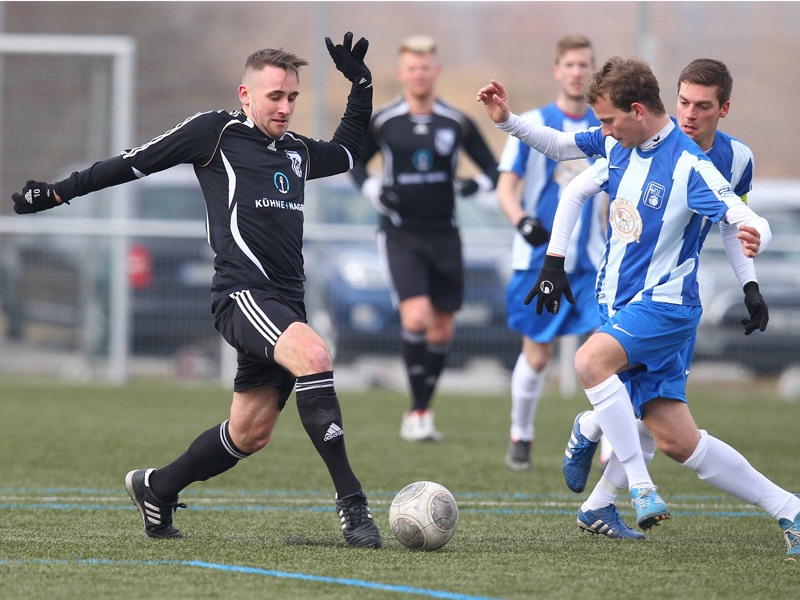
top-left (389, 481), bottom-right (458, 551)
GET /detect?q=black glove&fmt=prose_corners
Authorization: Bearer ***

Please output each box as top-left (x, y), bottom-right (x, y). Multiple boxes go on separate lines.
top-left (455, 178), bottom-right (479, 197)
top-left (325, 32), bottom-right (372, 88)
top-left (524, 255), bottom-right (575, 315)
top-left (741, 281), bottom-right (769, 335)
top-left (517, 216), bottom-right (549, 247)
top-left (12, 180), bottom-right (64, 214)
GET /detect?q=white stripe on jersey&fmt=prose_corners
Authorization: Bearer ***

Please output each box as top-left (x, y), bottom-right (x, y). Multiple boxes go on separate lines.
top-left (648, 152), bottom-right (697, 304)
top-left (230, 290), bottom-right (281, 345)
top-left (222, 150), bottom-right (270, 280)
top-left (729, 139), bottom-right (752, 193)
top-left (123, 111), bottom-right (214, 159)
top-left (223, 150), bottom-right (236, 209)
top-left (601, 154), bottom-right (650, 310)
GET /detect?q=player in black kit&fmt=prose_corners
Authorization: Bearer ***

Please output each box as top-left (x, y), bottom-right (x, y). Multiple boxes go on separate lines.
top-left (11, 33), bottom-right (382, 548)
top-left (351, 35), bottom-right (499, 442)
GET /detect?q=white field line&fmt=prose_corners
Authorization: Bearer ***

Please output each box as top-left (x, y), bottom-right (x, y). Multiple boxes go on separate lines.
top-left (0, 491), bottom-right (757, 513)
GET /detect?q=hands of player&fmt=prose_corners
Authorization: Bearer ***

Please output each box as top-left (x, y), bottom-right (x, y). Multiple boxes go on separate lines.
top-left (525, 254), bottom-right (575, 315)
top-left (737, 224), bottom-right (761, 258)
top-left (476, 79), bottom-right (511, 124)
top-left (361, 176), bottom-right (383, 210)
top-left (517, 216), bottom-right (549, 247)
top-left (325, 32), bottom-right (372, 89)
top-left (12, 180), bottom-right (64, 214)
top-left (455, 178), bottom-right (479, 197)
top-left (741, 281), bottom-right (769, 335)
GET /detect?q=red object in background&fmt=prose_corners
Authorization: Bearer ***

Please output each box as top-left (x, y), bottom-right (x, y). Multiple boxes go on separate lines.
top-left (128, 244), bottom-right (153, 289)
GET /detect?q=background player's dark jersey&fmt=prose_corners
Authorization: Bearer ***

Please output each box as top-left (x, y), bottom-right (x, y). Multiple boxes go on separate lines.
top-left (55, 89), bottom-right (371, 303)
top-left (351, 97), bottom-right (498, 231)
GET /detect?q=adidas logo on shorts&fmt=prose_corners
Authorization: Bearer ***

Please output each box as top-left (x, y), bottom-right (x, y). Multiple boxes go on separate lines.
top-left (324, 423), bottom-right (343, 441)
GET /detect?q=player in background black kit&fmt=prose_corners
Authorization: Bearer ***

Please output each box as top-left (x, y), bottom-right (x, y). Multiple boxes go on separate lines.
top-left (12, 33), bottom-right (383, 548)
top-left (351, 35), bottom-right (499, 443)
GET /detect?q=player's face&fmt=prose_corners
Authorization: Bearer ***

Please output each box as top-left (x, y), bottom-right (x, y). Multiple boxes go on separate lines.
top-left (553, 48), bottom-right (594, 102)
top-left (397, 51), bottom-right (440, 101)
top-left (677, 81), bottom-right (729, 151)
top-left (239, 65), bottom-right (300, 139)
top-left (591, 94), bottom-right (644, 148)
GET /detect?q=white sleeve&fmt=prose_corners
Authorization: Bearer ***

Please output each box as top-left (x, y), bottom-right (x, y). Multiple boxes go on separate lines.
top-left (497, 113), bottom-right (588, 161)
top-left (547, 165), bottom-right (603, 257)
top-left (719, 221), bottom-right (756, 287)
top-left (723, 203), bottom-right (772, 255)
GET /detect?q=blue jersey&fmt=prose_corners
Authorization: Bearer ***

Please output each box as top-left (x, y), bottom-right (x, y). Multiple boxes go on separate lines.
top-left (698, 130), bottom-right (754, 249)
top-left (498, 103), bottom-right (605, 275)
top-left (574, 118), bottom-right (743, 313)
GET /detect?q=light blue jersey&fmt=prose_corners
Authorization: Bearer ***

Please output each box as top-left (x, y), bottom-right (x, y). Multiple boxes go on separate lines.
top-left (499, 103), bottom-right (606, 342)
top-left (499, 103), bottom-right (606, 275)
top-left (574, 118), bottom-right (743, 314)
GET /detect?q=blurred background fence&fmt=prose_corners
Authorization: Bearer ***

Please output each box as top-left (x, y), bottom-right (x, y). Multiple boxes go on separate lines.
top-left (0, 2), bottom-right (798, 391)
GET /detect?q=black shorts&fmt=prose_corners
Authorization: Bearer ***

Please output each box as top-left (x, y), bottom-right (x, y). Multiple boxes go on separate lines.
top-left (380, 227), bottom-right (464, 312)
top-left (212, 289), bottom-right (306, 408)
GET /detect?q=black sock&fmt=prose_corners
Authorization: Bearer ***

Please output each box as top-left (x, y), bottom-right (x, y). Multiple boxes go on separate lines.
top-left (423, 342), bottom-right (448, 406)
top-left (402, 329), bottom-right (429, 412)
top-left (296, 371), bottom-right (361, 499)
top-left (149, 420), bottom-right (250, 500)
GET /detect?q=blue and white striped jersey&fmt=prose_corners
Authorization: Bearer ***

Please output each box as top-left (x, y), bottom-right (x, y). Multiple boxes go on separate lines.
top-left (498, 103), bottom-right (605, 275)
top-left (698, 129), bottom-right (754, 249)
top-left (574, 118), bottom-right (744, 312)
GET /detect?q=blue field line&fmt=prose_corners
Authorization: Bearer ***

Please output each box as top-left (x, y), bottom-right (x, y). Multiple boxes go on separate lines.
top-left (0, 486), bottom-right (742, 503)
top-left (0, 558), bottom-right (507, 600)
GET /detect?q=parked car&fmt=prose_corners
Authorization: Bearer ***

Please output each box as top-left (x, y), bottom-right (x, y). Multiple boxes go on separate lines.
top-left (694, 181), bottom-right (800, 375)
top-left (0, 167), bottom-right (524, 370)
top-left (1, 165), bottom-right (218, 356)
top-left (303, 175), bottom-right (520, 370)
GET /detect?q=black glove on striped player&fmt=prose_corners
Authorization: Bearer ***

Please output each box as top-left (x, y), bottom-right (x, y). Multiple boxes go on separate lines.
top-left (525, 254), bottom-right (575, 315)
top-left (741, 281), bottom-right (769, 335)
top-left (517, 216), bottom-right (549, 247)
top-left (325, 32), bottom-right (372, 89)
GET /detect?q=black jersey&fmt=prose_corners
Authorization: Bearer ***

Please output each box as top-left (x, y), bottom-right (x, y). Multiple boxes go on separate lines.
top-left (351, 97), bottom-right (498, 231)
top-left (54, 88), bottom-right (372, 303)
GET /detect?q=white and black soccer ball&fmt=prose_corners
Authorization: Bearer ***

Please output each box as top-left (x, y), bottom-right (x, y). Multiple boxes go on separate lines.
top-left (389, 481), bottom-right (458, 551)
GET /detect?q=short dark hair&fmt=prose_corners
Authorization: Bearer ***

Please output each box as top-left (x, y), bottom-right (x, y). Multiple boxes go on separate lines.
top-left (244, 48), bottom-right (308, 80)
top-left (585, 56), bottom-right (665, 115)
top-left (555, 35), bottom-right (593, 65)
top-left (678, 58), bottom-right (733, 106)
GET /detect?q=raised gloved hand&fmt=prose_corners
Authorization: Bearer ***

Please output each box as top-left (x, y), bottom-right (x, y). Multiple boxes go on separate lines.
top-left (741, 281), bottom-right (769, 335)
top-left (517, 216), bottom-right (549, 247)
top-left (325, 32), bottom-right (372, 89)
top-left (12, 180), bottom-right (64, 214)
top-left (524, 254), bottom-right (575, 315)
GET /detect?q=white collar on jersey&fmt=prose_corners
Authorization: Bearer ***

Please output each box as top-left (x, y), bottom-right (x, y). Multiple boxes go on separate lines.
top-left (639, 119), bottom-right (675, 152)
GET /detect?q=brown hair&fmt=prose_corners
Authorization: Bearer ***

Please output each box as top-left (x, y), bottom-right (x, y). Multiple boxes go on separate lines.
top-left (678, 58), bottom-right (733, 106)
top-left (555, 35), bottom-right (593, 65)
top-left (585, 56), bottom-right (665, 115)
top-left (243, 48), bottom-right (308, 81)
